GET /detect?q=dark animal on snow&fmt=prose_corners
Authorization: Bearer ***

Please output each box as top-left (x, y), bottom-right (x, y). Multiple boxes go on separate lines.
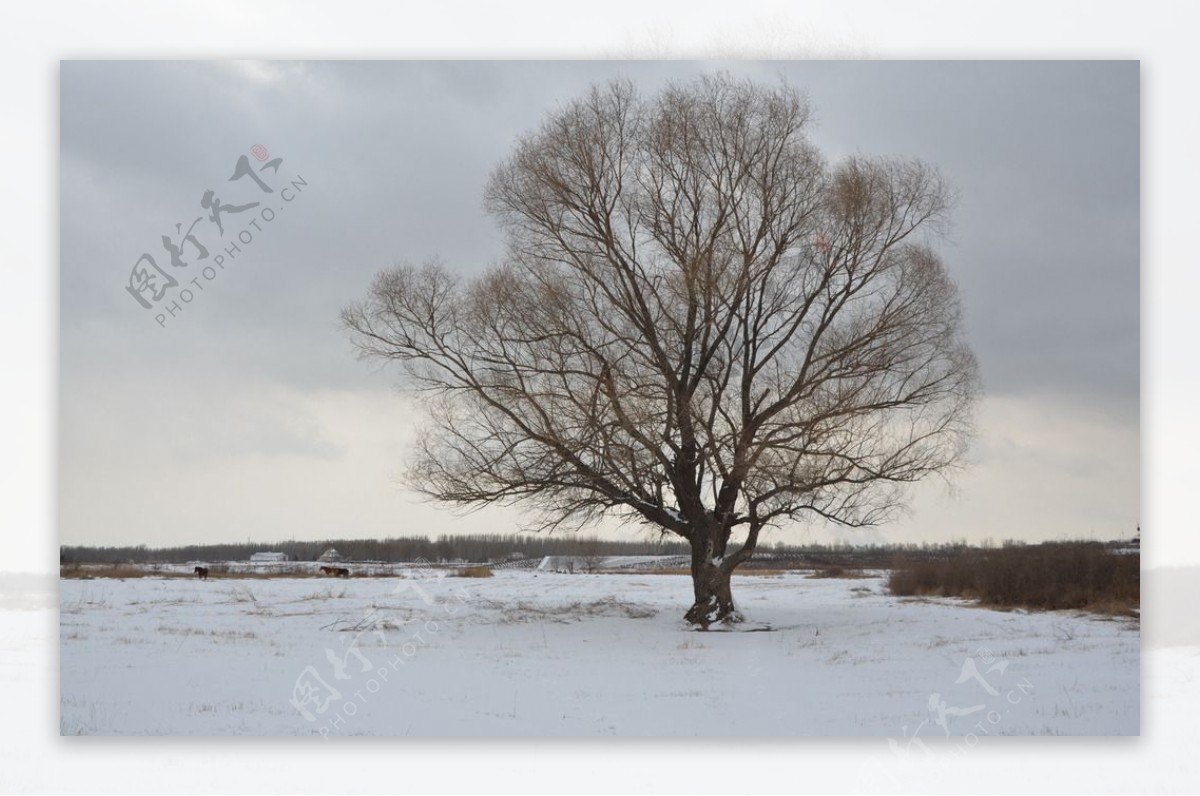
top-left (194, 566), bottom-right (209, 580)
top-left (320, 566), bottom-right (351, 578)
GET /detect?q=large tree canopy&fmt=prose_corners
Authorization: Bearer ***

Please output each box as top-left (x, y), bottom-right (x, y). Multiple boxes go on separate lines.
top-left (343, 74), bottom-right (979, 626)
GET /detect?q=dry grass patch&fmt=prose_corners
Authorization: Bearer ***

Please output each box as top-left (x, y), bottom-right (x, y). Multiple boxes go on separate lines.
top-left (806, 565), bottom-right (871, 579)
top-left (59, 566), bottom-right (394, 580)
top-left (455, 565), bottom-right (494, 578)
top-left (888, 542), bottom-right (1139, 617)
top-left (477, 596), bottom-right (657, 622)
top-left (59, 564), bottom-right (185, 580)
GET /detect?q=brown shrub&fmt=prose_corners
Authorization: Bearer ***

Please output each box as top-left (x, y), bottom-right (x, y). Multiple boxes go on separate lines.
top-left (888, 542), bottom-right (1139, 615)
top-left (60, 564), bottom-right (166, 579)
top-left (455, 565), bottom-right (494, 578)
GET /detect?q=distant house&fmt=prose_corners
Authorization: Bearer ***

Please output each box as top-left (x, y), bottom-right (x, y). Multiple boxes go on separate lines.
top-left (250, 551), bottom-right (289, 563)
top-left (317, 547), bottom-right (344, 563)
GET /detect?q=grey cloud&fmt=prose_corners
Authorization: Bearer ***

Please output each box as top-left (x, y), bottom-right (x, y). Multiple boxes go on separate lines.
top-left (59, 60), bottom-right (1139, 545)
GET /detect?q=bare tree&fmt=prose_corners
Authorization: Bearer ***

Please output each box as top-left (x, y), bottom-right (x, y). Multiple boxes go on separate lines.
top-left (343, 74), bottom-right (978, 627)
top-left (579, 538), bottom-right (605, 574)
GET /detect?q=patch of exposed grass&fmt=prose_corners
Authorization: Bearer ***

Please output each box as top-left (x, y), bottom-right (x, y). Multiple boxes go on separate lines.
top-left (616, 567), bottom-right (690, 575)
top-left (455, 565), bottom-right (494, 578)
top-left (476, 596), bottom-right (657, 622)
top-left (806, 565), bottom-right (871, 579)
top-left (59, 564), bottom-right (177, 580)
top-left (296, 586), bottom-right (348, 601)
top-left (608, 566), bottom-right (812, 577)
top-left (59, 565), bottom-right (405, 580)
top-left (224, 586), bottom-right (258, 604)
top-left (888, 541), bottom-right (1139, 616)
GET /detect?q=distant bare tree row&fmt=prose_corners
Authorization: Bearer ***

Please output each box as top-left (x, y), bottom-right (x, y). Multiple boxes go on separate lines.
top-left (58, 534), bottom-right (689, 565)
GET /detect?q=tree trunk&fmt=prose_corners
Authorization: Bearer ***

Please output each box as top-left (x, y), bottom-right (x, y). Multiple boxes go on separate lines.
top-left (684, 538), bottom-right (743, 628)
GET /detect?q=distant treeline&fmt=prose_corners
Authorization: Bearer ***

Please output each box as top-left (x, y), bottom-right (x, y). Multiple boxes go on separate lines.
top-left (59, 535), bottom-right (1136, 566)
top-left (60, 534), bottom-right (690, 565)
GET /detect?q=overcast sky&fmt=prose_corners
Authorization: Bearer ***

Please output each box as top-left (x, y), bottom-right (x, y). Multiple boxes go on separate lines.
top-left (59, 60), bottom-right (1139, 550)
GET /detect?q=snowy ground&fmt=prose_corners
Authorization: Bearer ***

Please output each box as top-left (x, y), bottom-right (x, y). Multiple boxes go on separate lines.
top-left (58, 569), bottom-right (1138, 737)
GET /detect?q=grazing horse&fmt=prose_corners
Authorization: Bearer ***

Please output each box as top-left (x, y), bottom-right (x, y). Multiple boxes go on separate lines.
top-left (194, 566), bottom-right (209, 580)
top-left (335, 567), bottom-right (350, 578)
top-left (320, 565), bottom-right (350, 578)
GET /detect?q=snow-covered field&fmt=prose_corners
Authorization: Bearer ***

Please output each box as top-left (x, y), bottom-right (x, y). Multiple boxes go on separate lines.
top-left (59, 569), bottom-right (1138, 736)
